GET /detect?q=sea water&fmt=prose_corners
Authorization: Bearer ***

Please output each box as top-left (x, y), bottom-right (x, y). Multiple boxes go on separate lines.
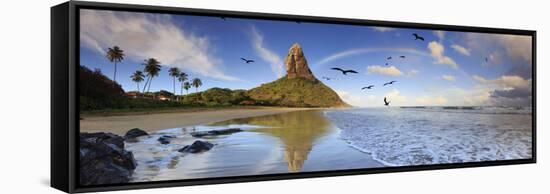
top-left (325, 106), bottom-right (533, 166)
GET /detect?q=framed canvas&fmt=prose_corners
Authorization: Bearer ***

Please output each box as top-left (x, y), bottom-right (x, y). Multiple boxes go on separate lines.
top-left (51, 1), bottom-right (536, 193)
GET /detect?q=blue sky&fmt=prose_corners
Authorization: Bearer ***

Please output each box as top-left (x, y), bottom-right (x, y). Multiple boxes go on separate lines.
top-left (80, 9), bottom-right (533, 107)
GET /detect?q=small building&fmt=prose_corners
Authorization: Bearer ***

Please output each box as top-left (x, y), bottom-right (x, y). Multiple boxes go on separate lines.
top-left (156, 95), bottom-right (170, 101)
top-left (123, 91), bottom-right (140, 98)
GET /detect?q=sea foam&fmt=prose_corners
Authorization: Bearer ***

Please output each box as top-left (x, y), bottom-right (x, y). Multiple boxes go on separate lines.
top-left (325, 107), bottom-right (532, 166)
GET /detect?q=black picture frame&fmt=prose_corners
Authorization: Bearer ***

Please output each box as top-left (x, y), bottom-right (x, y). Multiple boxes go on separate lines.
top-left (51, 1), bottom-right (537, 193)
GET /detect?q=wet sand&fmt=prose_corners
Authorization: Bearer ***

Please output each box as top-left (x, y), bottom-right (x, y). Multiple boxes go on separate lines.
top-left (124, 110), bottom-right (384, 182)
top-left (80, 107), bottom-right (316, 135)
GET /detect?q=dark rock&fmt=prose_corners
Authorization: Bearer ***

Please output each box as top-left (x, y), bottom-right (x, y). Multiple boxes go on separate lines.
top-left (190, 128), bottom-right (242, 138)
top-left (157, 135), bottom-right (175, 144)
top-left (178, 140), bottom-right (214, 153)
top-left (124, 128), bottom-right (148, 140)
top-left (79, 132), bottom-right (136, 186)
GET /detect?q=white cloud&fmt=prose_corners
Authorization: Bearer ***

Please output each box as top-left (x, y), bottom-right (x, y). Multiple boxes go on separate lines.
top-left (471, 75), bottom-right (532, 106)
top-left (80, 9), bottom-right (239, 81)
top-left (496, 35), bottom-right (532, 62)
top-left (250, 26), bottom-right (284, 78)
top-left (472, 75), bottom-right (531, 89)
top-left (335, 90), bottom-right (372, 107)
top-left (371, 27), bottom-right (394, 32)
top-left (366, 65), bottom-right (403, 77)
top-left (336, 90), bottom-right (361, 106)
top-left (416, 95), bottom-right (448, 105)
top-left (485, 51), bottom-right (503, 65)
top-left (421, 86), bottom-right (491, 106)
top-left (407, 69), bottom-right (420, 77)
top-left (335, 90), bottom-right (388, 107)
top-left (465, 33), bottom-right (532, 63)
top-left (441, 74), bottom-right (456, 81)
top-left (434, 30), bottom-right (445, 41)
top-left (450, 44), bottom-right (470, 56)
top-left (428, 41), bottom-right (459, 69)
top-left (384, 89), bottom-right (408, 105)
top-left (463, 91), bottom-right (491, 105)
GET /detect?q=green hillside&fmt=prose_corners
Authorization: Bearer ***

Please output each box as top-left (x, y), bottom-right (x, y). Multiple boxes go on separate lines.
top-left (248, 76), bottom-right (349, 108)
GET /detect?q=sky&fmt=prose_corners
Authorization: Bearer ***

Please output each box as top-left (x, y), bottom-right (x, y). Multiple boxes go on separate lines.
top-left (79, 9), bottom-right (533, 107)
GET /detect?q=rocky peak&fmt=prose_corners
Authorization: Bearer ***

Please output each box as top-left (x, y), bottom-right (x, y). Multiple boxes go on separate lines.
top-left (285, 43), bottom-right (315, 80)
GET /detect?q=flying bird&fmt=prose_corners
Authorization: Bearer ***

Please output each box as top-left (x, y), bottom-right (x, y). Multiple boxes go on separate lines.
top-left (485, 57), bottom-right (489, 62)
top-left (400, 55), bottom-right (406, 58)
top-left (384, 97), bottom-right (391, 106)
top-left (412, 33), bottom-right (425, 41)
top-left (240, 58), bottom-right (255, 63)
top-left (383, 80), bottom-right (397, 86)
top-left (387, 56), bottom-right (392, 60)
top-left (322, 76), bottom-right (334, 81)
top-left (331, 67), bottom-right (358, 75)
top-left (362, 85), bottom-right (374, 90)
top-left (385, 62), bottom-right (390, 66)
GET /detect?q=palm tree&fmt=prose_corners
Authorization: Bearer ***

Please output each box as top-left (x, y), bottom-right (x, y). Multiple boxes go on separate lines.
top-left (183, 81), bottom-right (191, 95)
top-left (130, 70), bottom-right (145, 93)
top-left (168, 67), bottom-right (180, 101)
top-left (177, 72), bottom-right (188, 101)
top-left (178, 72), bottom-right (189, 94)
top-left (191, 78), bottom-right (202, 93)
top-left (142, 58), bottom-right (161, 94)
top-left (191, 78), bottom-right (202, 102)
top-left (106, 46), bottom-right (125, 87)
top-left (183, 82), bottom-right (191, 102)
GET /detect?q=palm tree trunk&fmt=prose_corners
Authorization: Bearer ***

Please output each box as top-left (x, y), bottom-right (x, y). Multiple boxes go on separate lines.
top-left (137, 83), bottom-right (140, 94)
top-left (147, 77), bottom-right (154, 99)
top-left (195, 87), bottom-right (198, 102)
top-left (180, 82), bottom-right (183, 100)
top-left (173, 77), bottom-right (176, 101)
top-left (142, 76), bottom-right (151, 94)
top-left (112, 61), bottom-right (117, 87)
top-left (147, 78), bottom-right (153, 93)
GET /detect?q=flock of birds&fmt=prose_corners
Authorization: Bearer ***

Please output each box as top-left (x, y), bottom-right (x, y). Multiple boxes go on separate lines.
top-left (329, 66), bottom-right (398, 106)
top-left (234, 25), bottom-right (492, 106)
top-left (325, 33), bottom-right (427, 106)
top-left (238, 33), bottom-right (432, 106)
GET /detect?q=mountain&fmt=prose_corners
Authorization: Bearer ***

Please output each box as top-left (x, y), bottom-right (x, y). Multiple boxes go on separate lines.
top-left (248, 43), bottom-right (349, 108)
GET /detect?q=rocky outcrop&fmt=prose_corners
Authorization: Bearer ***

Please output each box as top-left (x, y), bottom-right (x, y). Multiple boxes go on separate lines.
top-left (157, 135), bottom-right (175, 144)
top-left (285, 43), bottom-right (315, 80)
top-left (124, 128), bottom-right (148, 140)
top-left (247, 43), bottom-right (349, 108)
top-left (79, 132), bottom-right (136, 186)
top-left (178, 140), bottom-right (214, 153)
top-left (190, 128), bottom-right (242, 138)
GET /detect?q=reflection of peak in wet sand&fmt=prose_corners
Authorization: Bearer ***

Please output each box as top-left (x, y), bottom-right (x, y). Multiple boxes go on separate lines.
top-left (214, 110), bottom-right (331, 172)
top-left (284, 145), bottom-right (312, 172)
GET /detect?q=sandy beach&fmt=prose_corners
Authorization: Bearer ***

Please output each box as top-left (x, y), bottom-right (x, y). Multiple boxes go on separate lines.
top-left (122, 109), bottom-right (384, 182)
top-left (80, 107), bottom-right (316, 135)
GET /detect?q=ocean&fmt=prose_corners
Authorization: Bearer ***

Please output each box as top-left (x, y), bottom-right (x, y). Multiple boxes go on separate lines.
top-left (123, 107), bottom-right (532, 182)
top-left (325, 106), bottom-right (533, 166)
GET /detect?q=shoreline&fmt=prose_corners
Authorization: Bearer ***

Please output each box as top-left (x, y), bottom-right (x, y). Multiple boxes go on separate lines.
top-left (80, 107), bottom-right (322, 135)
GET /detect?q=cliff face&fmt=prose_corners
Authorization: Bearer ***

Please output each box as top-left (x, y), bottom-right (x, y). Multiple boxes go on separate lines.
top-left (285, 43), bottom-right (315, 80)
top-left (247, 43), bottom-right (349, 108)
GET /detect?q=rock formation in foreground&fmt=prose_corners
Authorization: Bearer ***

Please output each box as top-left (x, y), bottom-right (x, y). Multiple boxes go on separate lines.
top-left (248, 43), bottom-right (349, 107)
top-left (79, 132), bottom-right (136, 186)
